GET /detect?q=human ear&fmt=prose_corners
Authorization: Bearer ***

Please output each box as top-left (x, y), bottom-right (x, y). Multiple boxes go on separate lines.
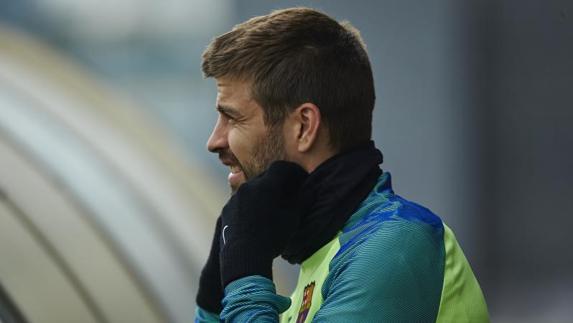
top-left (292, 103), bottom-right (321, 153)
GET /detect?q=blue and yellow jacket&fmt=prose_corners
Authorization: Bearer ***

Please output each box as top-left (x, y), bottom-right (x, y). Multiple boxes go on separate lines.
top-left (196, 173), bottom-right (489, 322)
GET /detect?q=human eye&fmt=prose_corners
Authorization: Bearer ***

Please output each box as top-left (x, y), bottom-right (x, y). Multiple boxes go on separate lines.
top-left (220, 111), bottom-right (236, 123)
top-left (216, 105), bottom-right (244, 126)
top-left (227, 116), bottom-right (237, 125)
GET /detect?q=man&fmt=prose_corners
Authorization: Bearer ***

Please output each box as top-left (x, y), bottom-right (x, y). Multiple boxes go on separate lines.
top-left (195, 7), bottom-right (489, 323)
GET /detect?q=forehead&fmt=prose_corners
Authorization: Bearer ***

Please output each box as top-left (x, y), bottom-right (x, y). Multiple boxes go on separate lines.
top-left (215, 77), bottom-right (265, 120)
top-left (216, 78), bottom-right (253, 104)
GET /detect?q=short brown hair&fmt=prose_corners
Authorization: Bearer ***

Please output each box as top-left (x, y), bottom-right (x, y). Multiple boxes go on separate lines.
top-left (202, 7), bottom-right (375, 152)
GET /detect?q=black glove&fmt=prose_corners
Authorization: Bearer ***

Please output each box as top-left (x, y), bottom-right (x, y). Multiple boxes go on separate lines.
top-left (219, 161), bottom-right (309, 287)
top-left (196, 217), bottom-right (224, 314)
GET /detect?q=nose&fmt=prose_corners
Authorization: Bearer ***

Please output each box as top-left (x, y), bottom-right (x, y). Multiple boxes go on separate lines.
top-left (206, 116), bottom-right (227, 153)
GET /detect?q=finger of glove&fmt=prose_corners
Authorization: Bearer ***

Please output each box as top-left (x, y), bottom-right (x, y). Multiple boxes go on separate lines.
top-left (196, 217), bottom-right (224, 313)
top-left (224, 161), bottom-right (308, 226)
top-left (257, 160), bottom-right (309, 193)
top-left (243, 161), bottom-right (309, 199)
top-left (219, 161), bottom-right (308, 259)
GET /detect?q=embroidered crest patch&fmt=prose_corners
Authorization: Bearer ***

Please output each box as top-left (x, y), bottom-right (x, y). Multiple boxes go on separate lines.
top-left (296, 281), bottom-right (316, 323)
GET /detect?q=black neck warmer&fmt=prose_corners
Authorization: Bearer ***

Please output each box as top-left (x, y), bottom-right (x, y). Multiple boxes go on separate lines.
top-left (282, 141), bottom-right (384, 264)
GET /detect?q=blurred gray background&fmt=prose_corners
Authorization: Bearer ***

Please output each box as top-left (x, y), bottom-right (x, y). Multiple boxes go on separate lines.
top-left (0, 0), bottom-right (571, 322)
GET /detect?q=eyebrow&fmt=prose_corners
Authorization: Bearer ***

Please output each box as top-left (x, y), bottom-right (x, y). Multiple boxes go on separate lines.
top-left (217, 104), bottom-right (243, 119)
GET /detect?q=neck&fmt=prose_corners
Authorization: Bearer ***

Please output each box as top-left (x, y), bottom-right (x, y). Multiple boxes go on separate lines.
top-left (295, 141), bottom-right (337, 173)
top-left (301, 151), bottom-right (336, 173)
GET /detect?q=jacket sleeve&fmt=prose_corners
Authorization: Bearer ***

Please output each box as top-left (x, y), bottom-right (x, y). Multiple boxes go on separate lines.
top-left (218, 275), bottom-right (291, 322)
top-left (194, 307), bottom-right (220, 323)
top-left (313, 220), bottom-right (445, 322)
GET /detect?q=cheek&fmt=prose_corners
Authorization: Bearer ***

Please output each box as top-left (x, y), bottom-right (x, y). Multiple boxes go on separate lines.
top-left (227, 129), bottom-right (252, 161)
top-left (282, 126), bottom-right (298, 156)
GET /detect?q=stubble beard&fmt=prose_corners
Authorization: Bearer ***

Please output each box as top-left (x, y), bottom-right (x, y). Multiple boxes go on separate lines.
top-left (234, 124), bottom-right (286, 192)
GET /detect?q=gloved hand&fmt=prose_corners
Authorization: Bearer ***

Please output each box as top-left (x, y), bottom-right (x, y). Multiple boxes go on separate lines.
top-left (196, 217), bottom-right (224, 314)
top-left (219, 161), bottom-right (310, 287)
